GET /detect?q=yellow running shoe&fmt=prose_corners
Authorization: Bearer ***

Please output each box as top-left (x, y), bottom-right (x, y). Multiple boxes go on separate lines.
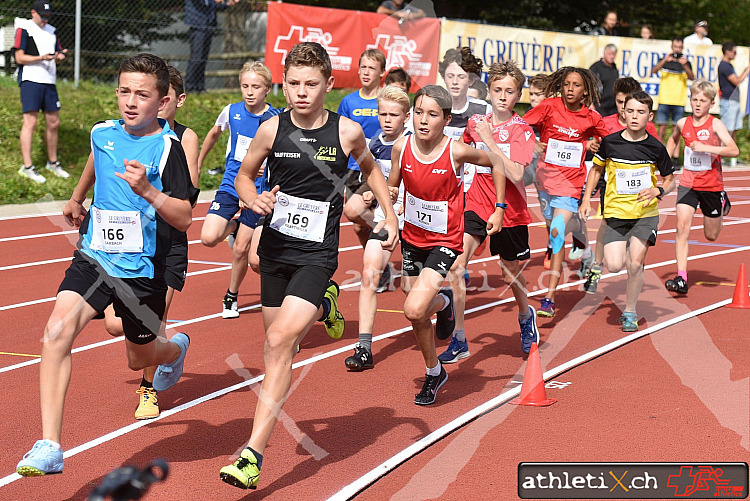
top-left (220, 447), bottom-right (261, 490)
top-left (134, 386), bottom-right (159, 420)
top-left (323, 280), bottom-right (345, 339)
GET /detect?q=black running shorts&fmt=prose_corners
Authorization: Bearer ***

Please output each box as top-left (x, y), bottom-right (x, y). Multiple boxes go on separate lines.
top-left (259, 258), bottom-right (335, 308)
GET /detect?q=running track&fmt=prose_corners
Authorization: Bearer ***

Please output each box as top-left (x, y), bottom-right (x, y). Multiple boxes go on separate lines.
top-left (1, 171), bottom-right (749, 500)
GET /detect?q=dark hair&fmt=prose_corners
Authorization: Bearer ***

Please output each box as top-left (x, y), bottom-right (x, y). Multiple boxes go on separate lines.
top-left (385, 67), bottom-right (412, 89)
top-left (439, 47), bottom-right (483, 78)
top-left (671, 38), bottom-right (683, 45)
top-left (118, 53), bottom-right (170, 98)
top-left (469, 79), bottom-right (488, 98)
top-left (544, 67), bottom-right (600, 108)
top-left (613, 76), bottom-right (641, 96)
top-left (640, 24), bottom-right (654, 38)
top-left (722, 42), bottom-right (737, 55)
top-left (167, 65), bottom-right (184, 97)
top-left (284, 42), bottom-right (332, 80)
top-left (414, 85), bottom-right (452, 118)
top-left (625, 90), bottom-right (654, 112)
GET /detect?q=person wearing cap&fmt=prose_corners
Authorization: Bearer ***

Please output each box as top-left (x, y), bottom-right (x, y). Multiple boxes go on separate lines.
top-left (684, 20), bottom-right (713, 46)
top-left (13, 0), bottom-right (69, 183)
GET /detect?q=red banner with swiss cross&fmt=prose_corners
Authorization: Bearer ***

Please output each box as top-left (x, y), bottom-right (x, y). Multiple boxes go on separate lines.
top-left (265, 2), bottom-right (440, 90)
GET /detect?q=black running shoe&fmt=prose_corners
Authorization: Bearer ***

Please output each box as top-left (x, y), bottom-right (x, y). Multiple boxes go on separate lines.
top-left (345, 343), bottom-right (373, 371)
top-left (665, 275), bottom-right (688, 294)
top-left (414, 366), bottom-right (448, 405)
top-left (435, 288), bottom-right (455, 340)
top-left (722, 191), bottom-right (731, 216)
top-left (375, 264), bottom-right (391, 293)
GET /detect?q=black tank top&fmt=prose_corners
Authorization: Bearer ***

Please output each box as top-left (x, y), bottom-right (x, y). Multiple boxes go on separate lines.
top-left (173, 120), bottom-right (187, 141)
top-left (259, 110), bottom-right (349, 269)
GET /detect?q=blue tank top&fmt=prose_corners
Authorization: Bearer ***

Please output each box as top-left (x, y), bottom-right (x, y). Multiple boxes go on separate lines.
top-left (337, 91), bottom-right (380, 171)
top-left (218, 102), bottom-right (283, 197)
top-left (80, 119), bottom-right (195, 279)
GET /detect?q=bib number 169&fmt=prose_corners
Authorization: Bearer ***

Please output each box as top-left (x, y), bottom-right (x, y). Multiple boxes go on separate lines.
top-left (287, 213), bottom-right (309, 228)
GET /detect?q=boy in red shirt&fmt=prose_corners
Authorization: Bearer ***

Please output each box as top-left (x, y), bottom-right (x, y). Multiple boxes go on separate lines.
top-left (442, 60), bottom-right (538, 362)
top-left (664, 80), bottom-right (738, 294)
top-left (387, 85), bottom-right (507, 405)
top-left (523, 67), bottom-right (609, 317)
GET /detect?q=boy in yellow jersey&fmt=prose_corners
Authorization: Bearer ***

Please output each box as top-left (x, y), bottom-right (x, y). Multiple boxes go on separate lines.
top-left (579, 91), bottom-right (675, 332)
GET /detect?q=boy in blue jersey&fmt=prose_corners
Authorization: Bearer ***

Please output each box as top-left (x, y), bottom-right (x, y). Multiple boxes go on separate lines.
top-left (198, 61), bottom-right (283, 319)
top-left (17, 53), bottom-right (197, 477)
top-left (340, 48), bottom-right (387, 248)
top-left (346, 85), bottom-right (410, 371)
top-left (62, 66), bottom-right (199, 421)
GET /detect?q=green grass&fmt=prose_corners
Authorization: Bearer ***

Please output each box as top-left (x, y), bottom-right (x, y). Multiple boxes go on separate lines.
top-left (0, 75), bottom-right (352, 205)
top-left (2, 75), bottom-right (750, 205)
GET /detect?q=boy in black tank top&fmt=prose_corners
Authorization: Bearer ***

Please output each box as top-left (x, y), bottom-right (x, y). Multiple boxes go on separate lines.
top-left (219, 42), bottom-right (399, 490)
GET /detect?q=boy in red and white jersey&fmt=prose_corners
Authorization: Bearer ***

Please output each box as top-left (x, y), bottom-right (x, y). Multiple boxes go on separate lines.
top-left (441, 60), bottom-right (538, 364)
top-left (388, 85), bottom-right (507, 405)
top-left (523, 67), bottom-right (610, 317)
top-left (664, 80), bottom-right (738, 295)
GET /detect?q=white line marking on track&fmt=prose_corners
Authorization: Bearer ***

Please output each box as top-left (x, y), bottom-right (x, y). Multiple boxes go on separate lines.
top-left (0, 257), bottom-right (72, 272)
top-left (327, 298), bottom-right (732, 500)
top-left (0, 229), bottom-right (77, 243)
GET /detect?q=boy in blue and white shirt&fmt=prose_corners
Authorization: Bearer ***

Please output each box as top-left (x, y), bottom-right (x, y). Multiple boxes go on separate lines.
top-left (17, 53), bottom-right (197, 477)
top-left (198, 61), bottom-right (282, 318)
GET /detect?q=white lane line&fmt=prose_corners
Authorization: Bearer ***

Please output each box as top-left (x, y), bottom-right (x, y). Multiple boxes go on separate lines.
top-left (0, 265), bottom-right (736, 489)
top-left (0, 257), bottom-right (72, 272)
top-left (0, 200), bottom-right (212, 222)
top-left (0, 229), bottom-right (77, 243)
top-left (327, 298), bottom-right (731, 501)
top-left (188, 259), bottom-right (232, 266)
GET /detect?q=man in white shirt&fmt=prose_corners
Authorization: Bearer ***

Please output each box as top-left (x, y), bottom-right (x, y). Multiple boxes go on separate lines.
top-left (13, 1), bottom-right (69, 183)
top-left (683, 20), bottom-right (713, 46)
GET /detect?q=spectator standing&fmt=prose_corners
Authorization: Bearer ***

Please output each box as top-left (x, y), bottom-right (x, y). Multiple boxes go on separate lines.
top-left (13, 0), bottom-right (69, 183)
top-left (590, 44), bottom-right (620, 116)
top-left (590, 11), bottom-right (619, 36)
top-left (640, 25), bottom-right (655, 39)
top-left (184, 0), bottom-right (238, 93)
top-left (684, 20), bottom-right (712, 46)
top-left (651, 38), bottom-right (694, 147)
top-left (376, 0), bottom-right (425, 21)
top-left (718, 42), bottom-right (749, 165)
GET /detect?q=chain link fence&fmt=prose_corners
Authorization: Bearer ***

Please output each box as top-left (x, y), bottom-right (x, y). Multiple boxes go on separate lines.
top-left (0, 0), bottom-right (268, 90)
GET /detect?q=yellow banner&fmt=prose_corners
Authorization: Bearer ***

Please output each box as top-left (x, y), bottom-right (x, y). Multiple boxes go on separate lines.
top-left (439, 20), bottom-right (749, 113)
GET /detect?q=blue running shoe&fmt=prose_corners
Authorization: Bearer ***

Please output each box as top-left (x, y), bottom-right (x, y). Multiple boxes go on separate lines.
top-left (621, 312), bottom-right (638, 332)
top-left (438, 335), bottom-right (470, 364)
top-left (17, 440), bottom-right (64, 476)
top-left (519, 306), bottom-right (540, 354)
top-left (153, 333), bottom-right (190, 392)
top-left (537, 298), bottom-right (555, 318)
top-left (435, 288), bottom-right (455, 340)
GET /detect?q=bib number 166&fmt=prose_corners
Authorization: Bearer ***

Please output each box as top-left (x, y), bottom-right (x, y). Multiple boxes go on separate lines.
top-left (102, 228), bottom-right (124, 240)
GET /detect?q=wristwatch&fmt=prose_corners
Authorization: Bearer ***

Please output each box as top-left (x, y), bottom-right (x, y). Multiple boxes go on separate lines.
top-left (495, 202), bottom-right (508, 209)
top-left (656, 187), bottom-right (665, 200)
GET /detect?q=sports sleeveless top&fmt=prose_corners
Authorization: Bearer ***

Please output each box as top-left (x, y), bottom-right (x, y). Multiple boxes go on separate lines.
top-left (400, 135), bottom-right (464, 251)
top-left (680, 115), bottom-right (723, 191)
top-left (259, 110), bottom-right (350, 269)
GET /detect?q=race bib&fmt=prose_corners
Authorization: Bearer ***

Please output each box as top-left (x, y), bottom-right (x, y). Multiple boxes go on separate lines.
top-left (234, 134), bottom-right (252, 162)
top-left (615, 167), bottom-right (651, 195)
top-left (89, 207), bottom-right (143, 253)
top-left (684, 146), bottom-right (711, 172)
top-left (475, 142), bottom-right (510, 174)
top-left (269, 191), bottom-right (329, 243)
top-left (404, 191), bottom-right (448, 234)
top-left (444, 126), bottom-right (464, 141)
top-left (545, 139), bottom-right (583, 168)
top-left (377, 158), bottom-right (392, 178)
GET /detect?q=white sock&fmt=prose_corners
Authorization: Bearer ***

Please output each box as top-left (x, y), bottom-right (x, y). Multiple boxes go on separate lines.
top-left (453, 329), bottom-right (466, 342)
top-left (582, 247), bottom-right (592, 259)
top-left (45, 439), bottom-right (62, 450)
top-left (437, 292), bottom-right (450, 311)
top-left (426, 362), bottom-right (442, 376)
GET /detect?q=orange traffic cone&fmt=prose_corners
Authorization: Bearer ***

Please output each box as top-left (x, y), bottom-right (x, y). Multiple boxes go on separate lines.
top-left (727, 263), bottom-right (750, 309)
top-left (511, 342), bottom-right (557, 406)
